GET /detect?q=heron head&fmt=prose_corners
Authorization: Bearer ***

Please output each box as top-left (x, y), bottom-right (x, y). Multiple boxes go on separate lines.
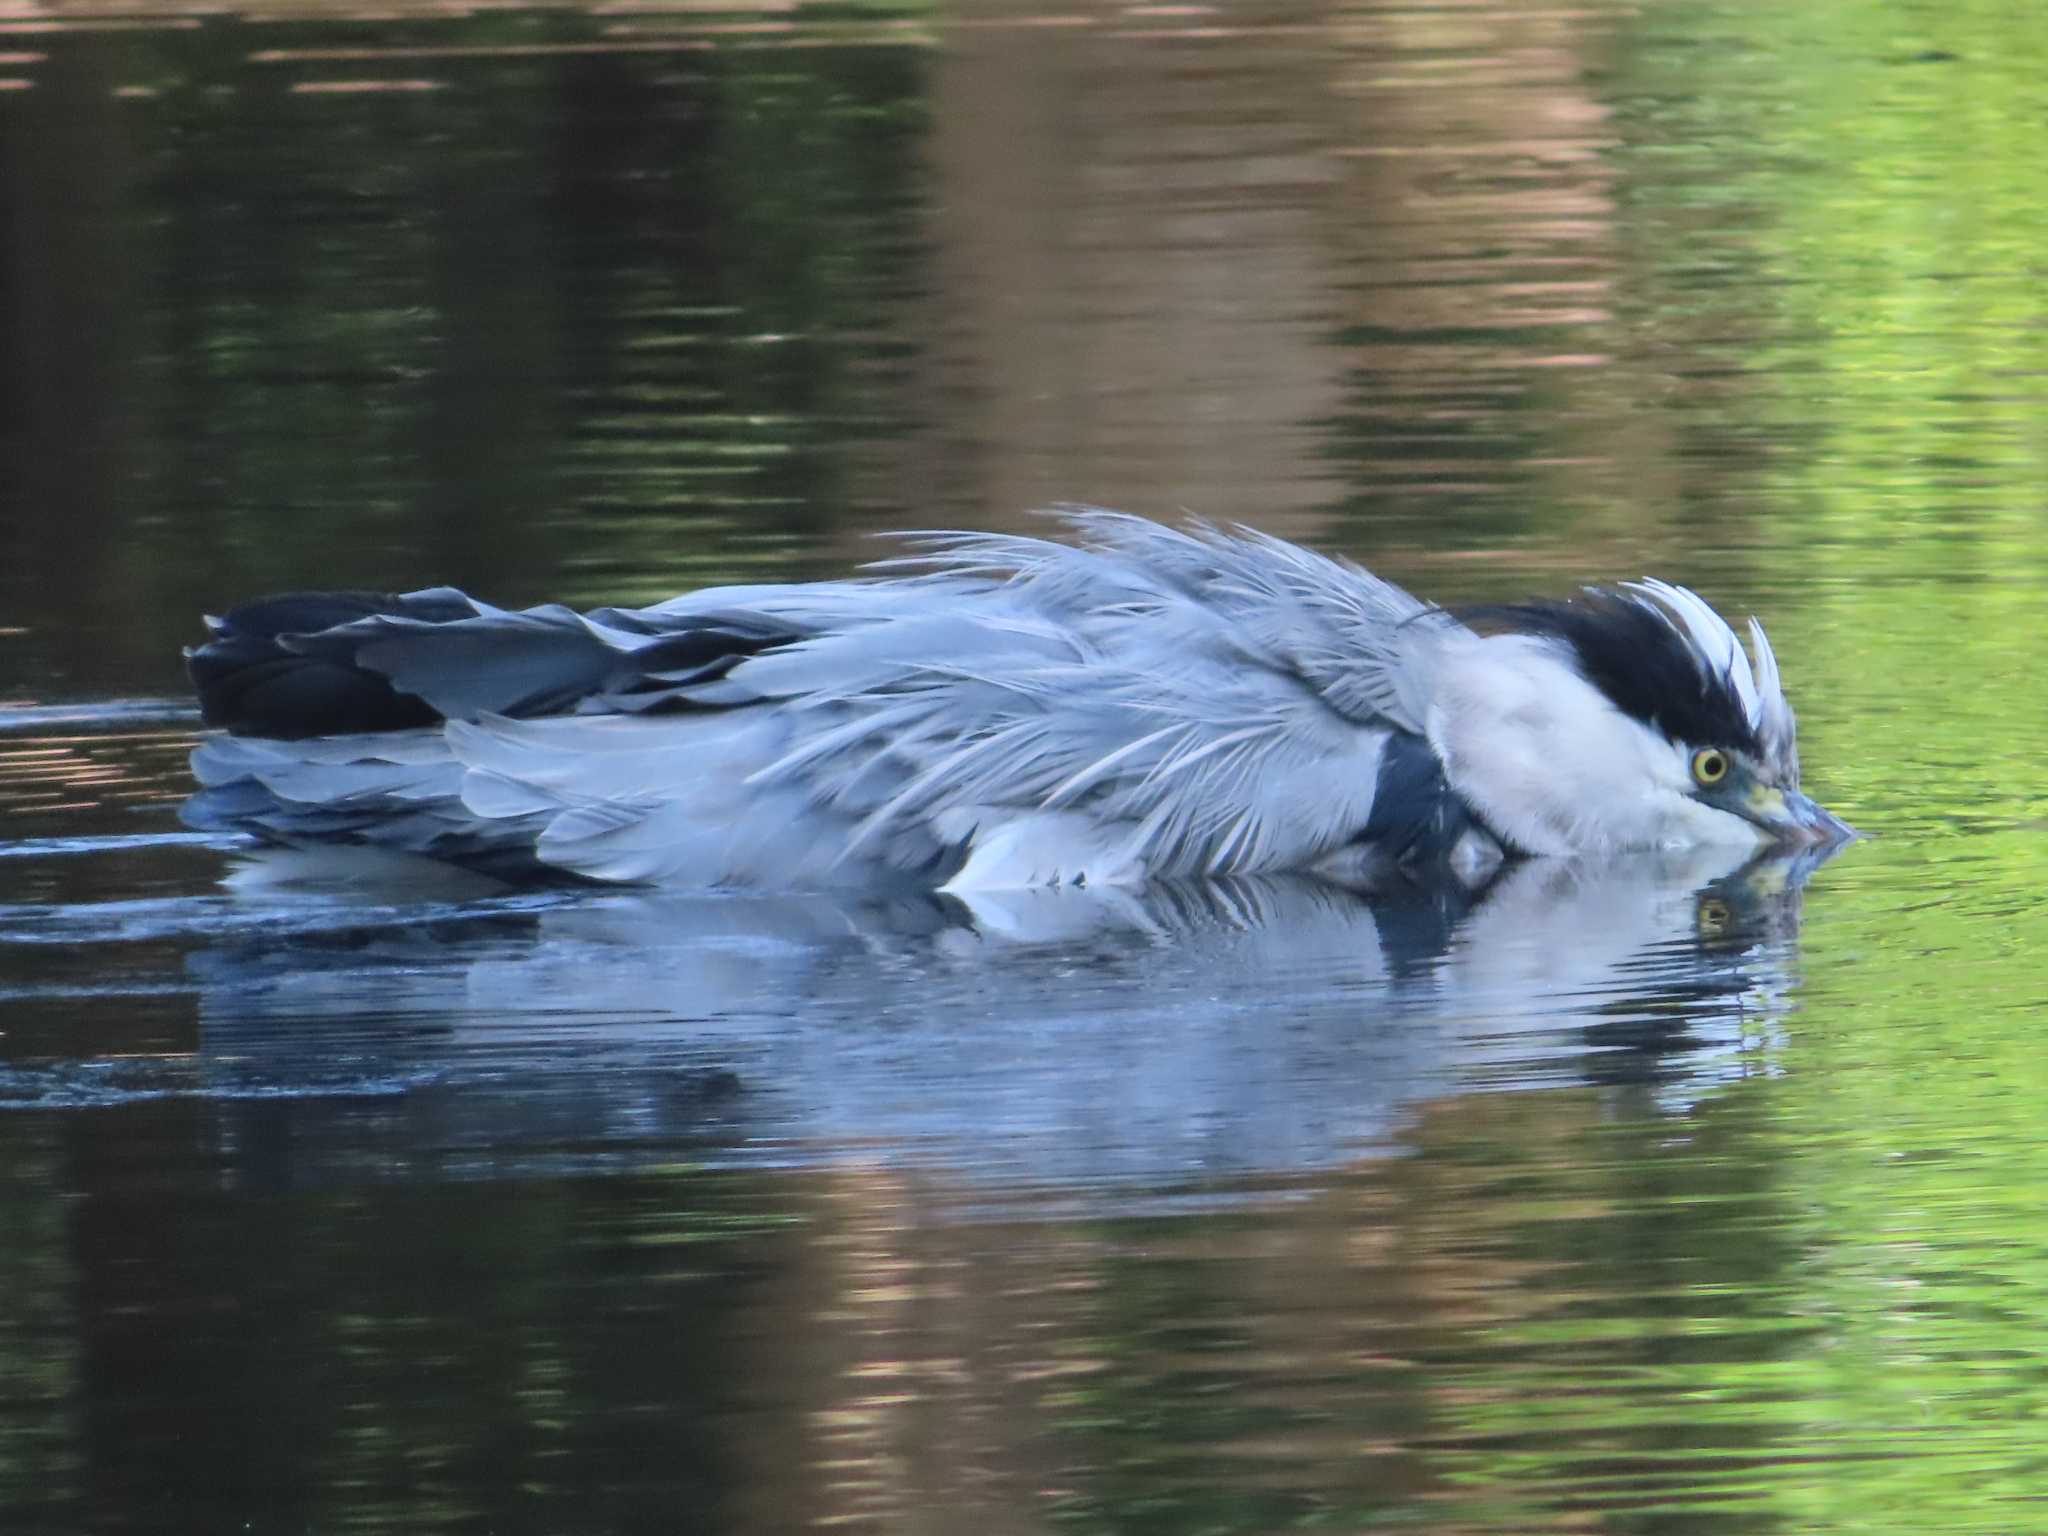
top-left (1426, 583), bottom-right (1853, 857)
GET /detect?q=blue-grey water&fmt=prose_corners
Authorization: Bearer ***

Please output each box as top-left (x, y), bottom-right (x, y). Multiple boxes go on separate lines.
top-left (5, 3), bottom-right (2048, 1532)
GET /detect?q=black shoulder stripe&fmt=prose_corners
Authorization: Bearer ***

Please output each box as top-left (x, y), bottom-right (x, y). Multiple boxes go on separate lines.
top-left (1360, 730), bottom-right (1482, 866)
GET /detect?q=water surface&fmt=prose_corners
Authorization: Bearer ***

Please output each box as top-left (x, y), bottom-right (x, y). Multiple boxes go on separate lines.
top-left (5, 2), bottom-right (2048, 1532)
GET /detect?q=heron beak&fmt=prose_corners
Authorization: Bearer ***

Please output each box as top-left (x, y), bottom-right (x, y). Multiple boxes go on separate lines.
top-left (1744, 783), bottom-right (1856, 846)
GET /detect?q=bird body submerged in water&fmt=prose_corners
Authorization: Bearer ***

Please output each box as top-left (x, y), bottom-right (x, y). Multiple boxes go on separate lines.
top-left (184, 511), bottom-right (1850, 891)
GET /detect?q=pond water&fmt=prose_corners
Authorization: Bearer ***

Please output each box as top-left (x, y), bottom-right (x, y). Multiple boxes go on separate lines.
top-left (4, 1), bottom-right (2048, 1531)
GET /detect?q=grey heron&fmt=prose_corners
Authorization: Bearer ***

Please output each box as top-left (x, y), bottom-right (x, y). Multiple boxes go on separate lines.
top-left (183, 510), bottom-right (1852, 891)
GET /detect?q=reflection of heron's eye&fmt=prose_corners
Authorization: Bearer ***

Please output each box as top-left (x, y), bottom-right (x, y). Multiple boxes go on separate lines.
top-left (1697, 897), bottom-right (1732, 936)
top-left (1692, 748), bottom-right (1730, 786)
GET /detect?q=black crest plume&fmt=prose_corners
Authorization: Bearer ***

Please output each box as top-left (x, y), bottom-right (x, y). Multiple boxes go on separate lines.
top-left (1467, 591), bottom-right (1764, 755)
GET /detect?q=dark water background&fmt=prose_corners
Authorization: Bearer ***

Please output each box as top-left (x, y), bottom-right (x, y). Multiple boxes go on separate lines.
top-left (5, 2), bottom-right (2048, 1531)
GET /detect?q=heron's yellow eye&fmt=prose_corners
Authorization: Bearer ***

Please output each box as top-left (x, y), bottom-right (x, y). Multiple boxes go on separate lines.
top-left (1692, 748), bottom-right (1730, 786)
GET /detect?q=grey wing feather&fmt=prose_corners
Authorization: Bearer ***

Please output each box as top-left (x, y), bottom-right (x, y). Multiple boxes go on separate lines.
top-left (877, 508), bottom-right (1446, 733)
top-left (299, 600), bottom-right (807, 721)
top-left (726, 511), bottom-right (1458, 880)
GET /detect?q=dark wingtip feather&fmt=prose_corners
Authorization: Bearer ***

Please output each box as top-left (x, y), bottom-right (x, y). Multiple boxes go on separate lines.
top-left (186, 591), bottom-right (461, 739)
top-left (186, 589), bottom-right (808, 740)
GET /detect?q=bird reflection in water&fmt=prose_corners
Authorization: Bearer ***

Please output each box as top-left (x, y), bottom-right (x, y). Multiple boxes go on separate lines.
top-left (186, 839), bottom-right (1840, 1192)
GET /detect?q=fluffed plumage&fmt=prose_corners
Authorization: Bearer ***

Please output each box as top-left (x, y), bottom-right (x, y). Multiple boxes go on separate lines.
top-left (183, 510), bottom-right (1847, 891)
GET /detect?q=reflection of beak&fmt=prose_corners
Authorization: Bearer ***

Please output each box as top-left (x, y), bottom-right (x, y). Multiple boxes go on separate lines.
top-left (1745, 783), bottom-right (1857, 846)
